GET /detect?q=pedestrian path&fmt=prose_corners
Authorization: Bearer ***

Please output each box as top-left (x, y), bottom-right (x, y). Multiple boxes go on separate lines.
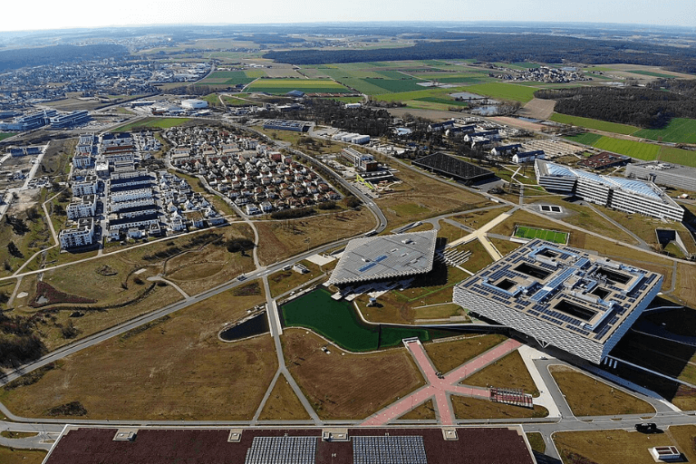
top-left (361, 338), bottom-right (521, 426)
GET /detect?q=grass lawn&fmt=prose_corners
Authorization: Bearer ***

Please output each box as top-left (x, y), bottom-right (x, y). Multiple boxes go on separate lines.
top-left (282, 328), bottom-right (425, 420)
top-left (550, 113), bottom-right (640, 135)
top-left (634, 118), bottom-right (696, 144)
top-left (514, 225), bottom-right (569, 244)
top-left (464, 351), bottom-right (540, 397)
top-left (451, 206), bottom-right (513, 230)
top-left (451, 395), bottom-right (548, 419)
top-left (593, 136), bottom-right (661, 161)
top-left (424, 334), bottom-right (508, 375)
top-left (0, 282), bottom-right (275, 420)
top-left (0, 132), bottom-right (14, 141)
top-left (258, 376), bottom-right (311, 421)
top-left (461, 83), bottom-right (538, 103)
top-left (667, 425), bottom-right (696, 463)
top-left (550, 365), bottom-right (655, 416)
top-left (554, 430), bottom-right (676, 464)
top-left (113, 117), bottom-right (191, 132)
top-left (526, 433), bottom-right (546, 454)
top-left (0, 446), bottom-right (46, 464)
top-left (564, 133), bottom-right (603, 146)
top-left (398, 399), bottom-right (436, 420)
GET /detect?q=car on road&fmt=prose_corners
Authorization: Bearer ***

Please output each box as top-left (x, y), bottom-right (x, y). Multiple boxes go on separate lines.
top-left (237, 275), bottom-right (246, 282)
top-left (635, 423), bottom-right (658, 433)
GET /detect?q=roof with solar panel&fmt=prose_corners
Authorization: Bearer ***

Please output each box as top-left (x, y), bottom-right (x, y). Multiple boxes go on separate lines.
top-left (328, 230), bottom-right (438, 286)
top-left (454, 239), bottom-right (663, 363)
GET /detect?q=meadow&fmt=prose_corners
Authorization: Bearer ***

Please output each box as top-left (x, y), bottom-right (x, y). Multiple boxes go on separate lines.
top-left (550, 113), bottom-right (640, 135)
top-left (458, 83), bottom-right (538, 103)
top-left (633, 118), bottom-right (696, 144)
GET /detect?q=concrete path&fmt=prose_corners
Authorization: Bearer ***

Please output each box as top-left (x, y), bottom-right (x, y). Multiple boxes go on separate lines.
top-left (446, 208), bottom-right (517, 261)
top-left (147, 276), bottom-right (190, 300)
top-left (517, 345), bottom-right (561, 418)
top-left (361, 338), bottom-right (521, 427)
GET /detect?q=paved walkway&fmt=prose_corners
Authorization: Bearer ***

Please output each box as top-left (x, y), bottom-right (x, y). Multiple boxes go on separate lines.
top-left (517, 345), bottom-right (561, 418)
top-left (446, 209), bottom-right (516, 261)
top-left (361, 338), bottom-right (522, 426)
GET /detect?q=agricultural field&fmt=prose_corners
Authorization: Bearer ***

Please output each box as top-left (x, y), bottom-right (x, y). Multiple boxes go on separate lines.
top-left (113, 117), bottom-right (191, 132)
top-left (197, 70), bottom-right (256, 87)
top-left (633, 118), bottom-right (696, 144)
top-left (459, 83), bottom-right (538, 103)
top-left (0, 282), bottom-right (276, 420)
top-left (628, 70), bottom-right (678, 79)
top-left (565, 133), bottom-right (661, 161)
top-left (514, 225), bottom-right (569, 244)
top-left (550, 113), bottom-right (640, 135)
top-left (657, 146), bottom-right (696, 167)
top-left (246, 78), bottom-right (351, 94)
top-left (282, 328), bottom-right (425, 420)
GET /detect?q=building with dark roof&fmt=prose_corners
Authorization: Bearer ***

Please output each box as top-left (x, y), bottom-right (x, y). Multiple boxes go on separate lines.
top-left (578, 152), bottom-right (630, 170)
top-left (412, 152), bottom-right (495, 185)
top-left (454, 239), bottom-right (662, 364)
top-left (43, 426), bottom-right (536, 464)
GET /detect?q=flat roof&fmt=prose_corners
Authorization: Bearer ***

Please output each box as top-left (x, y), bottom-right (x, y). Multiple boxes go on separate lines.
top-left (328, 230), bottom-right (438, 286)
top-left (44, 426), bottom-right (535, 464)
top-left (412, 152), bottom-right (494, 183)
top-left (627, 160), bottom-right (696, 177)
top-left (456, 239), bottom-right (662, 344)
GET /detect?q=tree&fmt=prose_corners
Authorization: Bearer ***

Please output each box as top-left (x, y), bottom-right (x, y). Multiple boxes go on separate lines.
top-left (7, 241), bottom-right (22, 258)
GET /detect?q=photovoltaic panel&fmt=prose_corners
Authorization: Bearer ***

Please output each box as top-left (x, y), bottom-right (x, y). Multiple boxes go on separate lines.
top-left (245, 436), bottom-right (317, 464)
top-left (353, 436), bottom-right (427, 464)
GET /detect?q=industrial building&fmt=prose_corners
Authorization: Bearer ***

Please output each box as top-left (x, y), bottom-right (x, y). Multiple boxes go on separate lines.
top-left (42, 426), bottom-right (536, 464)
top-left (181, 99), bottom-right (209, 110)
top-left (50, 110), bottom-right (90, 128)
top-left (413, 152), bottom-right (495, 185)
top-left (453, 239), bottom-right (663, 364)
top-left (0, 109), bottom-right (57, 131)
top-left (535, 160), bottom-right (684, 221)
top-left (341, 148), bottom-right (379, 172)
top-left (328, 230), bottom-right (438, 286)
top-left (263, 120), bottom-right (311, 132)
top-left (625, 161), bottom-right (696, 193)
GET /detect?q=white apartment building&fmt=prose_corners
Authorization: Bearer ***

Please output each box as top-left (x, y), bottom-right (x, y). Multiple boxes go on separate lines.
top-left (66, 195), bottom-right (97, 220)
top-left (59, 218), bottom-right (95, 249)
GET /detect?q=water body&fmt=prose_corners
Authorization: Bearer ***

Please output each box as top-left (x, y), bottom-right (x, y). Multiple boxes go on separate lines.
top-left (449, 92), bottom-right (486, 100)
top-left (281, 288), bottom-right (463, 352)
top-left (219, 313), bottom-right (269, 342)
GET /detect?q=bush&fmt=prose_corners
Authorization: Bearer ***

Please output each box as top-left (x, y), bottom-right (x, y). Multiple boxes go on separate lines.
top-left (317, 201), bottom-right (337, 210)
top-left (345, 196), bottom-right (361, 208)
top-left (270, 207), bottom-right (315, 220)
top-left (226, 238), bottom-right (255, 253)
top-left (47, 401), bottom-right (87, 417)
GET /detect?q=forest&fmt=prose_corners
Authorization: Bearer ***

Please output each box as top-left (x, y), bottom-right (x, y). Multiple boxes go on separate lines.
top-left (535, 81), bottom-right (696, 128)
top-left (0, 44), bottom-right (128, 72)
top-left (264, 34), bottom-right (696, 74)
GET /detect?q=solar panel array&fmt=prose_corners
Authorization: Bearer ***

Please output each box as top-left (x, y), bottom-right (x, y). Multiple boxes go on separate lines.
top-left (353, 436), bottom-right (427, 464)
top-left (245, 437), bottom-right (317, 464)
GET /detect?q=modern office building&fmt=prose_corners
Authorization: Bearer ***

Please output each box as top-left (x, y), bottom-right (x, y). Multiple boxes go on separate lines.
top-left (535, 160), bottom-right (683, 221)
top-left (453, 239), bottom-right (663, 364)
top-left (413, 152), bottom-right (495, 185)
top-left (50, 110), bottom-right (90, 128)
top-left (328, 230), bottom-right (438, 286)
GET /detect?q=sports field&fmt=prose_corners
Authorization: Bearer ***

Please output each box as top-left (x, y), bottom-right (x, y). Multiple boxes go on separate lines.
top-left (514, 226), bottom-right (568, 244)
top-left (281, 289), bottom-right (457, 352)
top-left (550, 113), bottom-right (640, 135)
top-left (634, 118), bottom-right (696, 144)
top-left (246, 78), bottom-right (351, 94)
top-left (460, 83), bottom-right (538, 103)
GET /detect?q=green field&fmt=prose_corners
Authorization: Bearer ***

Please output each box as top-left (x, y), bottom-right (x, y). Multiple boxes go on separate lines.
top-left (628, 70), bottom-right (677, 79)
top-left (633, 118), bottom-right (696, 144)
top-left (550, 113), bottom-right (640, 135)
top-left (200, 71), bottom-right (256, 86)
top-left (514, 226), bottom-right (569, 244)
top-left (113, 118), bottom-right (191, 132)
top-left (247, 79), bottom-right (351, 94)
top-left (593, 137), bottom-right (660, 161)
top-left (0, 132), bottom-right (14, 141)
top-left (281, 289), bottom-right (455, 352)
top-left (658, 147), bottom-right (696, 167)
top-left (460, 83), bottom-right (538, 103)
top-left (362, 78), bottom-right (428, 93)
top-left (564, 133), bottom-right (603, 145)
top-left (415, 97), bottom-right (469, 107)
top-left (244, 69), bottom-right (267, 78)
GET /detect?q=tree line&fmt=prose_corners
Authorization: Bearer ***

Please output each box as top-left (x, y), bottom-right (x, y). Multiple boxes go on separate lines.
top-left (535, 84), bottom-right (696, 128)
top-left (264, 34), bottom-right (696, 74)
top-left (0, 44), bottom-right (128, 72)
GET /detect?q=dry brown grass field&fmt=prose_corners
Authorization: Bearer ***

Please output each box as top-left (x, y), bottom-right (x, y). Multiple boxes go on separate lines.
top-left (423, 334), bottom-right (508, 375)
top-left (451, 395), bottom-right (548, 419)
top-left (258, 375), bottom-right (311, 421)
top-left (553, 430), bottom-right (676, 464)
top-left (0, 446), bottom-right (46, 464)
top-left (0, 282), bottom-right (274, 420)
top-left (256, 209), bottom-right (375, 266)
top-left (549, 365), bottom-right (655, 416)
top-left (282, 328), bottom-right (425, 420)
top-left (268, 260), bottom-right (324, 298)
top-left (463, 351), bottom-right (539, 396)
top-left (398, 399), bottom-right (436, 420)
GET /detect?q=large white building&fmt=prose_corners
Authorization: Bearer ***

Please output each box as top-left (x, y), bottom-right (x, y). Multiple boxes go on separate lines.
top-left (181, 99), bottom-right (208, 110)
top-left (71, 175), bottom-right (99, 196)
top-left (454, 239), bottom-right (663, 364)
top-left (59, 219), bottom-right (95, 249)
top-left (625, 161), bottom-right (696, 193)
top-left (110, 188), bottom-right (153, 203)
top-left (66, 195), bottom-right (97, 220)
top-left (535, 160), bottom-right (684, 221)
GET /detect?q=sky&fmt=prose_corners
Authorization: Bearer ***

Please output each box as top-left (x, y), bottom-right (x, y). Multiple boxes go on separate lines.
top-left (2, 0), bottom-right (696, 32)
